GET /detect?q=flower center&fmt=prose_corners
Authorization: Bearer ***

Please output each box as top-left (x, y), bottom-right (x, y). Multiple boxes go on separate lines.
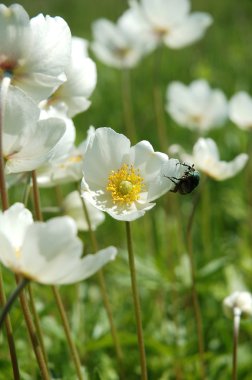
top-left (106, 164), bottom-right (144, 205)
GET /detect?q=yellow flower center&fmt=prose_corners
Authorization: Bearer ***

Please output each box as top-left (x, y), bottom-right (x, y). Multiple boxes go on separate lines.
top-left (106, 164), bottom-right (144, 205)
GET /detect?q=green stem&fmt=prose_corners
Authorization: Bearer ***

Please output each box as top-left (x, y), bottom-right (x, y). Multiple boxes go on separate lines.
top-left (52, 286), bottom-right (84, 380)
top-left (80, 193), bottom-right (124, 378)
top-left (0, 270), bottom-right (21, 380)
top-left (27, 284), bottom-right (49, 369)
top-left (186, 192), bottom-right (206, 380)
top-left (232, 308), bottom-right (241, 380)
top-left (31, 172), bottom-right (84, 380)
top-left (121, 68), bottom-right (137, 143)
top-left (0, 278), bottom-right (29, 329)
top-left (152, 46), bottom-right (168, 151)
top-left (16, 276), bottom-right (50, 380)
top-left (0, 75), bottom-right (20, 380)
top-left (125, 221), bottom-right (148, 380)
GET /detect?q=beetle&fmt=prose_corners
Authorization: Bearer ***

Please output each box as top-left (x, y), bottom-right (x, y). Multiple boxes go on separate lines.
top-left (165, 162), bottom-right (200, 195)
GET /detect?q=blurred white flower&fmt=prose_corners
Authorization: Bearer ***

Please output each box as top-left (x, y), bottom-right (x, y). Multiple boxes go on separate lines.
top-left (63, 191), bottom-right (105, 231)
top-left (223, 291), bottom-right (252, 319)
top-left (0, 203), bottom-right (117, 285)
top-left (0, 4), bottom-right (71, 102)
top-left (229, 91), bottom-right (252, 130)
top-left (3, 86), bottom-right (66, 174)
top-left (40, 37), bottom-right (97, 117)
top-left (120, 0), bottom-right (212, 53)
top-left (37, 126), bottom-right (95, 187)
top-left (169, 138), bottom-right (248, 181)
top-left (81, 127), bottom-right (181, 221)
top-left (92, 17), bottom-right (147, 69)
top-left (166, 79), bottom-right (228, 132)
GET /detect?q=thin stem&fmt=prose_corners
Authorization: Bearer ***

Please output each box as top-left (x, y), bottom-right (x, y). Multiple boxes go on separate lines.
top-left (0, 270), bottom-right (20, 380)
top-left (125, 221), bottom-right (148, 380)
top-left (232, 308), bottom-right (241, 380)
top-left (52, 286), bottom-right (84, 380)
top-left (80, 193), bottom-right (124, 377)
top-left (17, 276), bottom-right (50, 380)
top-left (0, 278), bottom-right (29, 329)
top-left (152, 45), bottom-right (168, 151)
top-left (186, 192), bottom-right (206, 380)
top-left (121, 68), bottom-right (137, 144)
top-left (27, 284), bottom-right (49, 369)
top-left (0, 74), bottom-right (20, 380)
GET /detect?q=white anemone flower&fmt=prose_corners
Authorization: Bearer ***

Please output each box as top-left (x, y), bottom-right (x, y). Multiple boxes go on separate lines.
top-left (120, 0), bottom-right (212, 52)
top-left (0, 4), bottom-right (71, 102)
top-left (39, 106), bottom-right (76, 163)
top-left (3, 86), bottom-right (66, 174)
top-left (166, 79), bottom-right (228, 132)
top-left (37, 126), bottom-right (95, 187)
top-left (81, 127), bottom-right (183, 221)
top-left (0, 203), bottom-right (117, 285)
top-left (229, 91), bottom-right (252, 130)
top-left (223, 291), bottom-right (252, 319)
top-left (170, 138), bottom-right (248, 181)
top-left (63, 191), bottom-right (105, 231)
top-left (40, 37), bottom-right (97, 117)
top-left (92, 17), bottom-right (147, 69)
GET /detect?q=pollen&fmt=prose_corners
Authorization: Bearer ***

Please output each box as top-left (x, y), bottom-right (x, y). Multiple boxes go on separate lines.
top-left (106, 164), bottom-right (144, 205)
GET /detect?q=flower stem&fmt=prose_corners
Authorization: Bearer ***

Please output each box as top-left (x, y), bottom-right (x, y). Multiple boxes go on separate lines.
top-left (80, 194), bottom-right (124, 378)
top-left (52, 286), bottom-right (84, 380)
top-left (27, 283), bottom-right (49, 369)
top-left (121, 68), bottom-right (137, 143)
top-left (152, 45), bottom-right (168, 152)
top-left (186, 192), bottom-right (206, 380)
top-left (0, 74), bottom-right (20, 380)
top-left (0, 278), bottom-right (29, 329)
top-left (125, 221), bottom-right (148, 380)
top-left (0, 270), bottom-right (21, 380)
top-left (31, 171), bottom-right (85, 380)
top-left (232, 308), bottom-right (241, 380)
top-left (16, 276), bottom-right (50, 380)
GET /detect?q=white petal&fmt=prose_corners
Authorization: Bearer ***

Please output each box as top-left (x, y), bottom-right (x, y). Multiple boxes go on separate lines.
top-left (164, 13), bottom-right (213, 48)
top-left (142, 0), bottom-right (190, 27)
top-left (5, 117), bottom-right (66, 173)
top-left (54, 246), bottom-right (117, 284)
top-left (83, 127), bottom-right (131, 189)
top-left (27, 15), bottom-right (71, 76)
top-left (229, 92), bottom-right (252, 130)
top-left (0, 203), bottom-right (33, 248)
top-left (63, 191), bottom-right (105, 231)
top-left (0, 4), bottom-right (31, 63)
top-left (3, 86), bottom-right (40, 156)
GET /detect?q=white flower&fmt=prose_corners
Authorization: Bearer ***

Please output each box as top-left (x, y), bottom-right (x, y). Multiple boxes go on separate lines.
top-left (3, 86), bottom-right (66, 174)
top-left (166, 79), bottom-right (228, 132)
top-left (81, 127), bottom-right (181, 221)
top-left (171, 138), bottom-right (248, 180)
top-left (120, 0), bottom-right (212, 52)
top-left (40, 37), bottom-right (97, 117)
top-left (0, 203), bottom-right (117, 285)
top-left (223, 291), bottom-right (252, 319)
top-left (63, 191), bottom-right (105, 231)
top-left (92, 17), bottom-right (147, 69)
top-left (0, 4), bottom-right (71, 101)
top-left (37, 126), bottom-right (95, 187)
top-left (229, 91), bottom-right (252, 130)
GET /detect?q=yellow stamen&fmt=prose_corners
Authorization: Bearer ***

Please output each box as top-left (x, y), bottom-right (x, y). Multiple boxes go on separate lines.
top-left (106, 164), bottom-right (144, 205)
top-left (15, 247), bottom-right (21, 259)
